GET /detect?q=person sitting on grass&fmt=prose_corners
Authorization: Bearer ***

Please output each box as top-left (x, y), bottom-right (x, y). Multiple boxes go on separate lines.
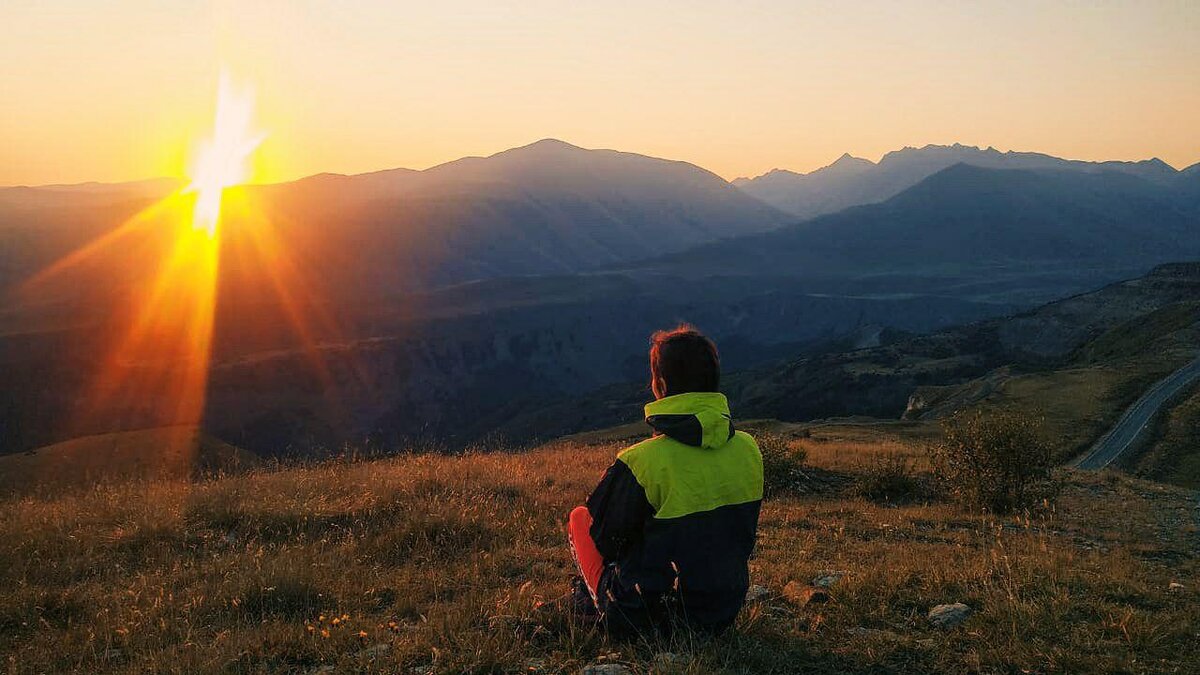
top-left (566, 324), bottom-right (764, 636)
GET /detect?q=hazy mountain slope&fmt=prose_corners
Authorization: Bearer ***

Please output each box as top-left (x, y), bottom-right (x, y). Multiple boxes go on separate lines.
top-left (491, 263), bottom-right (1200, 446)
top-left (0, 140), bottom-right (786, 295)
top-left (650, 164), bottom-right (1200, 299)
top-left (0, 177), bottom-right (181, 207)
top-left (736, 143), bottom-right (1181, 219)
top-left (733, 263), bottom-right (1200, 428)
top-left (731, 153), bottom-right (874, 219)
top-left (1177, 163), bottom-right (1200, 207)
top-left (199, 274), bottom-right (1011, 455)
top-left (245, 139), bottom-right (787, 290)
top-left (0, 264), bottom-right (1011, 454)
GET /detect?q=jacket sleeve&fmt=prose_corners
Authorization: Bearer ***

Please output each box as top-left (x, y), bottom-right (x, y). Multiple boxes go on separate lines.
top-left (585, 459), bottom-right (655, 561)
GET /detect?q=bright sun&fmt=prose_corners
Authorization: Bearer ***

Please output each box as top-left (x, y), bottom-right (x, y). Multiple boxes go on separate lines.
top-left (187, 74), bottom-right (265, 236)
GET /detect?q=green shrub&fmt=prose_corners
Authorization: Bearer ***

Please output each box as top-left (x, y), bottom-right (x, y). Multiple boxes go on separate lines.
top-left (757, 432), bottom-right (808, 496)
top-left (928, 410), bottom-right (1057, 514)
top-left (852, 454), bottom-right (926, 505)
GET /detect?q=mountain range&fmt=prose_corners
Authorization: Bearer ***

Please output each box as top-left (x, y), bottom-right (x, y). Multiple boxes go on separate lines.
top-left (652, 162), bottom-right (1200, 304)
top-left (734, 142), bottom-right (1191, 220)
top-left (0, 139), bottom-right (785, 297)
top-left (243, 138), bottom-right (787, 291)
top-left (1, 139), bottom-right (1197, 455)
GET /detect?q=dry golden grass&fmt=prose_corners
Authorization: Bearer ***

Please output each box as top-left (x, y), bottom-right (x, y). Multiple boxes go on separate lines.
top-left (750, 420), bottom-right (937, 472)
top-left (1, 432), bottom-right (1196, 674)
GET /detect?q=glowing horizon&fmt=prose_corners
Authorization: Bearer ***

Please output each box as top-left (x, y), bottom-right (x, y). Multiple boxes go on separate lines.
top-left (1, 1), bottom-right (1198, 186)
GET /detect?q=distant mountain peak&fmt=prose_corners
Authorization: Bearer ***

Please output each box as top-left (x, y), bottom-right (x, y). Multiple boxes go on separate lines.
top-left (880, 143), bottom-right (986, 163)
top-left (733, 168), bottom-right (801, 184)
top-left (828, 153), bottom-right (874, 170)
top-left (491, 138), bottom-right (588, 159)
top-left (766, 168), bottom-right (804, 178)
top-left (520, 138), bottom-right (584, 152)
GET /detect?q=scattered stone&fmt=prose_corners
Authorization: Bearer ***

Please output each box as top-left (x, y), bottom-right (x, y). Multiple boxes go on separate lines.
top-left (812, 571), bottom-right (848, 588)
top-left (1169, 581), bottom-right (1185, 592)
top-left (927, 603), bottom-right (973, 628)
top-left (783, 581), bottom-right (830, 606)
top-left (581, 664), bottom-right (631, 675)
top-left (745, 584), bottom-right (770, 603)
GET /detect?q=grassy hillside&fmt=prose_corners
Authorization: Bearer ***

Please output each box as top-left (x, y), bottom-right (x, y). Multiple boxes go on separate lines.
top-left (0, 426), bottom-right (258, 496)
top-left (1126, 385), bottom-right (1200, 488)
top-left (2, 428), bottom-right (1196, 674)
top-left (962, 363), bottom-right (1174, 463)
top-left (907, 289), bottom-right (1199, 464)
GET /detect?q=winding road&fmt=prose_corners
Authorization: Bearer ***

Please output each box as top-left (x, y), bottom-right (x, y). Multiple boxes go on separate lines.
top-left (1074, 356), bottom-right (1200, 470)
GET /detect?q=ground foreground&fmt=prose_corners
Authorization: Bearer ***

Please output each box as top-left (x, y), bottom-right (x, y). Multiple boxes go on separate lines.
top-left (1, 427), bottom-right (1197, 674)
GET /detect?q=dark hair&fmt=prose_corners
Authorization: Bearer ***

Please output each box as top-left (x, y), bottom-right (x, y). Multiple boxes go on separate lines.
top-left (649, 324), bottom-right (720, 397)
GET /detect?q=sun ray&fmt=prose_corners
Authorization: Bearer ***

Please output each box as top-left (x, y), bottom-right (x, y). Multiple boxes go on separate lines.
top-left (17, 193), bottom-right (183, 293)
top-left (16, 71), bottom-right (365, 451)
top-left (20, 74), bottom-right (266, 439)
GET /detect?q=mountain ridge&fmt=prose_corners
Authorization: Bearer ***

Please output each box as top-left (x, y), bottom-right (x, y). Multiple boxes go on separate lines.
top-left (736, 143), bottom-right (1189, 218)
top-left (645, 162), bottom-right (1200, 292)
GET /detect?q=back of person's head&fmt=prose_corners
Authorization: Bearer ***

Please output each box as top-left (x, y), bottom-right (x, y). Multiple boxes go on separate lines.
top-left (649, 324), bottom-right (720, 399)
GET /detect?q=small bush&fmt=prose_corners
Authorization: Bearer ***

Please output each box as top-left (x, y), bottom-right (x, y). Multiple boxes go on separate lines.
top-left (928, 410), bottom-right (1057, 514)
top-left (852, 454), bottom-right (926, 505)
top-left (757, 432), bottom-right (808, 496)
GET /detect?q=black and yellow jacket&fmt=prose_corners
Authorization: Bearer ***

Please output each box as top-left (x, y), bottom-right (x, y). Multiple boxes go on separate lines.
top-left (586, 392), bottom-right (763, 633)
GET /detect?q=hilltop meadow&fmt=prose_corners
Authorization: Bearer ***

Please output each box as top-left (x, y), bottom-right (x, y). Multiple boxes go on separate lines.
top-left (1, 423), bottom-right (1196, 674)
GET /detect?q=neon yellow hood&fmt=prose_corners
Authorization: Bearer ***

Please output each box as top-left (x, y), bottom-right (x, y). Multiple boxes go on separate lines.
top-left (643, 392), bottom-right (734, 449)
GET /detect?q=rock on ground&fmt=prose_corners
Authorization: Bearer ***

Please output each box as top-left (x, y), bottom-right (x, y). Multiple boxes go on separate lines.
top-left (927, 603), bottom-right (973, 628)
top-left (745, 584), bottom-right (770, 602)
top-left (581, 664), bottom-right (632, 675)
top-left (812, 571), bottom-right (848, 588)
top-left (783, 580), bottom-right (830, 606)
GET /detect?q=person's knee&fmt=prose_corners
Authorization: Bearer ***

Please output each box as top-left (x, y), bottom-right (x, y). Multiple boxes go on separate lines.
top-left (569, 505), bottom-right (591, 530)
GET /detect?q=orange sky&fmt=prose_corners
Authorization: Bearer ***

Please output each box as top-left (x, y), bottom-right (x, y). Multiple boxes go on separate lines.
top-left (2, 1), bottom-right (1198, 186)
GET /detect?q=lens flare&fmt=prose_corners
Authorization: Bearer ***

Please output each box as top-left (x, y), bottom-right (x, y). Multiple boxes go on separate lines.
top-left (187, 73), bottom-right (265, 235)
top-left (16, 72), bottom-right (355, 459)
top-left (16, 73), bottom-right (266, 445)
